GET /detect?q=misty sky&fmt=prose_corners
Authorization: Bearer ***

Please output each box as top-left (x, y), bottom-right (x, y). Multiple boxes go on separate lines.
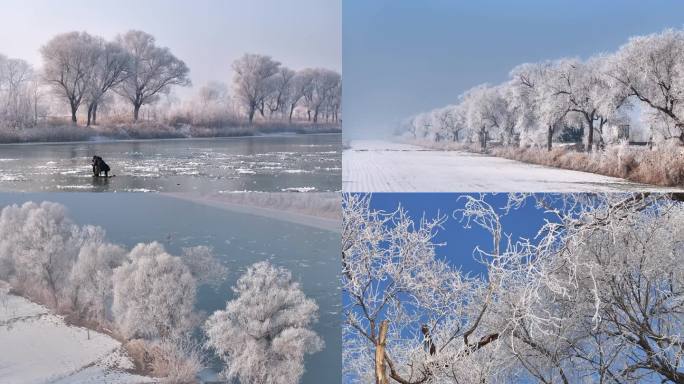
top-left (343, 0), bottom-right (684, 139)
top-left (0, 0), bottom-right (340, 99)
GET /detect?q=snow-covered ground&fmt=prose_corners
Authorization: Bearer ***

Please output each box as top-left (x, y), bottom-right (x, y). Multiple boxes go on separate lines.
top-left (343, 140), bottom-right (682, 192)
top-left (0, 282), bottom-right (154, 384)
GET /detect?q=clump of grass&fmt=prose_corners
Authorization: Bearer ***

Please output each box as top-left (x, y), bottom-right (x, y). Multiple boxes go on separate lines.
top-left (125, 337), bottom-right (204, 384)
top-left (489, 143), bottom-right (684, 187)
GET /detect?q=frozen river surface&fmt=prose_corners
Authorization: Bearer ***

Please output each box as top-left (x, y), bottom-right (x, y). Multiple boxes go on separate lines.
top-left (0, 134), bottom-right (341, 193)
top-left (343, 140), bottom-right (681, 192)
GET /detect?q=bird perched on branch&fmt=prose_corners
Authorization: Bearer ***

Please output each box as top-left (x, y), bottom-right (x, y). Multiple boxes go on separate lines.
top-left (421, 324), bottom-right (436, 355)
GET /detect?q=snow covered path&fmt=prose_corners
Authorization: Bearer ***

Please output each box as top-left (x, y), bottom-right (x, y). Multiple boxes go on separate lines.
top-left (343, 140), bottom-right (680, 192)
top-left (0, 283), bottom-right (154, 384)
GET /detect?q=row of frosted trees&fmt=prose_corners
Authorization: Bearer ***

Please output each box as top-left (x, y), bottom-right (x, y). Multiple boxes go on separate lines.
top-left (0, 31), bottom-right (341, 129)
top-left (232, 53), bottom-right (342, 124)
top-left (41, 30), bottom-right (190, 125)
top-left (402, 28), bottom-right (684, 151)
top-left (0, 55), bottom-right (41, 127)
top-left (0, 202), bottom-right (323, 383)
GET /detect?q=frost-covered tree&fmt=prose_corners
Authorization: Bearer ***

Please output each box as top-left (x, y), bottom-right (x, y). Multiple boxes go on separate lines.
top-left (197, 81), bottom-right (229, 108)
top-left (495, 193), bottom-right (684, 383)
top-left (462, 85), bottom-right (515, 150)
top-left (0, 201), bottom-right (105, 307)
top-left (264, 66), bottom-right (296, 118)
top-left (112, 242), bottom-right (197, 340)
top-left (285, 70), bottom-right (314, 123)
top-left (550, 57), bottom-right (622, 151)
top-left (510, 61), bottom-right (570, 150)
top-left (232, 53), bottom-right (281, 124)
top-left (117, 30), bottom-right (190, 122)
top-left (84, 39), bottom-right (130, 126)
top-left (343, 194), bottom-right (506, 384)
top-left (303, 68), bottom-right (341, 123)
top-left (204, 261), bottom-right (323, 384)
top-left (0, 55), bottom-right (38, 127)
top-left (69, 241), bottom-right (127, 322)
top-left (606, 29), bottom-right (684, 144)
top-left (343, 193), bottom-right (684, 383)
top-left (41, 31), bottom-right (100, 124)
top-left (429, 106), bottom-right (454, 142)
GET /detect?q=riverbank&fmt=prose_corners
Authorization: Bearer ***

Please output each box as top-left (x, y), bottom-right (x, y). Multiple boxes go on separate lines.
top-left (343, 139), bottom-right (684, 192)
top-left (0, 281), bottom-right (155, 384)
top-left (0, 121), bottom-right (341, 144)
top-left (165, 192), bottom-right (341, 232)
top-left (400, 137), bottom-right (684, 188)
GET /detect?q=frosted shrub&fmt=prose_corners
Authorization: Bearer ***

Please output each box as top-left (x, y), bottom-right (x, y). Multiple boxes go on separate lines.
top-left (126, 337), bottom-right (203, 383)
top-left (112, 242), bottom-right (197, 340)
top-left (68, 242), bottom-right (127, 323)
top-left (152, 338), bottom-right (204, 384)
top-left (0, 201), bottom-right (106, 307)
top-left (204, 261), bottom-right (323, 384)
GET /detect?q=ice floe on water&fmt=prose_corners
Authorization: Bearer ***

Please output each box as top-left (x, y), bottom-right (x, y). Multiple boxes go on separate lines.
top-left (0, 174), bottom-right (26, 182)
top-left (281, 187), bottom-right (317, 192)
top-left (56, 185), bottom-right (96, 190)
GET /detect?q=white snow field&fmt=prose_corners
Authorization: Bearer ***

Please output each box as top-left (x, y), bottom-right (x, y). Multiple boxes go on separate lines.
top-left (0, 283), bottom-right (154, 384)
top-left (343, 140), bottom-right (682, 192)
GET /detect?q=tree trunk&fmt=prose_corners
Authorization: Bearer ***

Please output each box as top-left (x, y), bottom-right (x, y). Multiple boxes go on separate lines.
top-left (86, 104), bottom-right (93, 127)
top-left (547, 125), bottom-right (553, 151)
top-left (92, 103), bottom-right (98, 125)
top-left (34, 95), bottom-right (38, 125)
top-left (585, 113), bottom-right (594, 153)
top-left (248, 106), bottom-right (256, 124)
top-left (70, 102), bottom-right (78, 125)
top-left (289, 104), bottom-right (295, 123)
top-left (133, 103), bottom-right (141, 122)
top-left (375, 320), bottom-right (389, 384)
top-left (480, 127), bottom-right (487, 152)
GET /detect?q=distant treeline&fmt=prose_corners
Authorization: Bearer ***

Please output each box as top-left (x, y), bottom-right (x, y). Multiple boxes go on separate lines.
top-left (0, 30), bottom-right (341, 130)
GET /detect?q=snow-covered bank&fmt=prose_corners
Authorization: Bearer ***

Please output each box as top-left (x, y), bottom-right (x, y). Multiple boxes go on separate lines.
top-left (164, 192), bottom-right (340, 232)
top-left (0, 282), bottom-right (154, 384)
top-left (343, 140), bottom-right (683, 192)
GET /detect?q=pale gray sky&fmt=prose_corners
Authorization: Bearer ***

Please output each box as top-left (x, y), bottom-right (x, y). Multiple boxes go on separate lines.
top-left (0, 0), bottom-right (340, 98)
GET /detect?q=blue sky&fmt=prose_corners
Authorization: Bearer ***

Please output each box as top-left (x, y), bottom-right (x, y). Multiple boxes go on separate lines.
top-left (365, 193), bottom-right (555, 276)
top-left (343, 0), bottom-right (684, 138)
top-left (0, 0), bottom-right (340, 98)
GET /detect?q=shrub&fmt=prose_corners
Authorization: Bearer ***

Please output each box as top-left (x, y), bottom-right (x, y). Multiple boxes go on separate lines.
top-left (125, 337), bottom-right (203, 384)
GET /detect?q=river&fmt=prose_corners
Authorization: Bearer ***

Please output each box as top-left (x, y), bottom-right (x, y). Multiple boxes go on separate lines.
top-left (0, 134), bottom-right (341, 193)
